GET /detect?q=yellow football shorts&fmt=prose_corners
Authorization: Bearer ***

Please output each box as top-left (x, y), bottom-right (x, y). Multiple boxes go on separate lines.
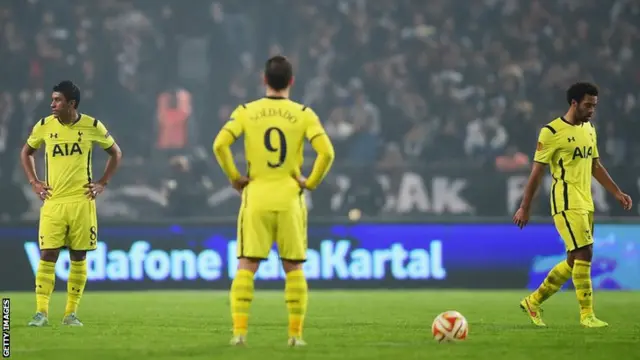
top-left (38, 200), bottom-right (98, 251)
top-left (553, 210), bottom-right (594, 252)
top-left (236, 203), bottom-right (308, 261)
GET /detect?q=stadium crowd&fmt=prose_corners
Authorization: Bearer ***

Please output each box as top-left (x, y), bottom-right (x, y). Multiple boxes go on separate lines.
top-left (1, 0), bottom-right (639, 219)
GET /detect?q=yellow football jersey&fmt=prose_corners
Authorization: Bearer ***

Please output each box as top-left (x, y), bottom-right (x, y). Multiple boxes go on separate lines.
top-left (27, 114), bottom-right (115, 204)
top-left (533, 117), bottom-right (599, 215)
top-left (221, 96), bottom-right (326, 210)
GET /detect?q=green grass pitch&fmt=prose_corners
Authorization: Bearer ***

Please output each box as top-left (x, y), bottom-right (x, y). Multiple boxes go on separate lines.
top-left (3, 290), bottom-right (640, 359)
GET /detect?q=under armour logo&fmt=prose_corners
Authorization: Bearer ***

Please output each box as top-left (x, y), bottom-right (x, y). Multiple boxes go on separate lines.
top-left (568, 137), bottom-right (575, 142)
top-left (50, 133), bottom-right (58, 139)
top-left (584, 292), bottom-right (592, 297)
top-left (78, 131), bottom-right (83, 142)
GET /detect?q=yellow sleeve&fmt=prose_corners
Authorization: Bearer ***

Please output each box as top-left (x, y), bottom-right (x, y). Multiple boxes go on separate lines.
top-left (592, 124), bottom-right (599, 159)
top-left (222, 105), bottom-right (245, 139)
top-left (533, 126), bottom-right (557, 164)
top-left (92, 120), bottom-right (116, 149)
top-left (26, 119), bottom-right (45, 149)
top-left (212, 105), bottom-right (244, 182)
top-left (303, 109), bottom-right (335, 190)
top-left (304, 107), bottom-right (326, 141)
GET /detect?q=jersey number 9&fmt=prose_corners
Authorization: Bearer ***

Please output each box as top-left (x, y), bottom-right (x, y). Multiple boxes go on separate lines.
top-left (264, 127), bottom-right (287, 168)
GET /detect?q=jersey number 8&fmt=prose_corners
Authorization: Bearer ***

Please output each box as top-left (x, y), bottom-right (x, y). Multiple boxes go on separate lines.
top-left (264, 127), bottom-right (287, 168)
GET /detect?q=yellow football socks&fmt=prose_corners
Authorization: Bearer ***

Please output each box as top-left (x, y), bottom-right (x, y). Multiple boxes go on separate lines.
top-left (284, 269), bottom-right (308, 338)
top-left (65, 259), bottom-right (88, 316)
top-left (230, 269), bottom-right (255, 337)
top-left (530, 260), bottom-right (572, 306)
top-left (572, 260), bottom-right (594, 318)
top-left (35, 260), bottom-right (56, 315)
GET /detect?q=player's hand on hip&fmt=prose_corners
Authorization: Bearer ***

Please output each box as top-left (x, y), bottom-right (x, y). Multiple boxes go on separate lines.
top-left (84, 182), bottom-right (105, 200)
top-left (615, 191), bottom-right (633, 210)
top-left (293, 175), bottom-right (308, 190)
top-left (31, 180), bottom-right (51, 201)
top-left (513, 207), bottom-right (530, 229)
top-left (231, 176), bottom-right (250, 193)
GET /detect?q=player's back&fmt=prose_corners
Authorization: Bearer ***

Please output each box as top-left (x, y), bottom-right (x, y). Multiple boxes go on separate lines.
top-left (238, 97), bottom-right (316, 210)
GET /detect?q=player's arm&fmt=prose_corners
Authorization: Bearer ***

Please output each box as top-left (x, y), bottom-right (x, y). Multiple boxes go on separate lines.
top-left (592, 159), bottom-right (623, 195)
top-left (87, 120), bottom-right (122, 198)
top-left (514, 126), bottom-right (556, 227)
top-left (20, 120), bottom-right (51, 200)
top-left (213, 106), bottom-right (244, 185)
top-left (518, 162), bottom-right (546, 212)
top-left (591, 134), bottom-right (632, 210)
top-left (302, 109), bottom-right (335, 190)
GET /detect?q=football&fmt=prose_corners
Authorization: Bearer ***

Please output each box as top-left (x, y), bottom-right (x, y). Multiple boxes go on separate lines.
top-left (432, 311), bottom-right (469, 342)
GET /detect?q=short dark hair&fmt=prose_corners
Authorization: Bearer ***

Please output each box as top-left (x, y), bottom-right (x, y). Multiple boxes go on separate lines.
top-left (264, 56), bottom-right (293, 91)
top-left (53, 80), bottom-right (81, 108)
top-left (566, 82), bottom-right (598, 105)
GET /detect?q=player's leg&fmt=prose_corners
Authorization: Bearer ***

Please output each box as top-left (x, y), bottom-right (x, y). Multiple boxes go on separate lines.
top-left (63, 201), bottom-right (98, 326)
top-left (519, 212), bottom-right (574, 327)
top-left (229, 207), bottom-right (274, 345)
top-left (566, 211), bottom-right (606, 327)
top-left (29, 203), bottom-right (65, 327)
top-left (277, 203), bottom-right (308, 347)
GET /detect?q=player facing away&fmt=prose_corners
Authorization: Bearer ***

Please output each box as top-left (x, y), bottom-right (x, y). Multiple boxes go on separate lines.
top-left (513, 82), bottom-right (633, 328)
top-left (212, 55), bottom-right (335, 347)
top-left (20, 81), bottom-right (123, 327)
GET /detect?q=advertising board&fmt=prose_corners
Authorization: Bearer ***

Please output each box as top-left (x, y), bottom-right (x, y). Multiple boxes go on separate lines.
top-left (1, 223), bottom-right (638, 291)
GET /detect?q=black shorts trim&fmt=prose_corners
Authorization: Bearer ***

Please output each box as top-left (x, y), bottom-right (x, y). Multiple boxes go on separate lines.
top-left (238, 189), bottom-right (248, 258)
top-left (280, 257), bottom-right (307, 263)
top-left (38, 246), bottom-right (96, 252)
top-left (561, 211), bottom-right (578, 249)
top-left (237, 256), bottom-right (267, 261)
top-left (38, 246), bottom-right (64, 251)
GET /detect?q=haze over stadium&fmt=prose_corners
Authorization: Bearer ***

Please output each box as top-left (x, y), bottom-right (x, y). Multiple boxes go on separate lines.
top-left (0, 0), bottom-right (639, 359)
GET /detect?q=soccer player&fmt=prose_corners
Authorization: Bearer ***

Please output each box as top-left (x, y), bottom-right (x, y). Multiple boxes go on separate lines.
top-left (212, 55), bottom-right (335, 347)
top-left (513, 82), bottom-right (632, 328)
top-left (20, 81), bottom-right (122, 327)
